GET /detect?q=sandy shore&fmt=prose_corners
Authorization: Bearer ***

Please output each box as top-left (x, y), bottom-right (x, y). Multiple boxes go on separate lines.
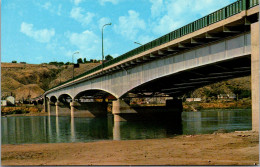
top-left (1, 130), bottom-right (258, 166)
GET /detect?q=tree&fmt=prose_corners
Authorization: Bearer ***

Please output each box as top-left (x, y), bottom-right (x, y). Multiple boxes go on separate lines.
top-left (83, 58), bottom-right (87, 63)
top-left (105, 55), bottom-right (113, 61)
top-left (11, 60), bottom-right (17, 63)
top-left (77, 58), bottom-right (83, 64)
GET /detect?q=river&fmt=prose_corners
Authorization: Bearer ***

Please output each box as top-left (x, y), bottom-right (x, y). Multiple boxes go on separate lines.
top-left (1, 109), bottom-right (252, 144)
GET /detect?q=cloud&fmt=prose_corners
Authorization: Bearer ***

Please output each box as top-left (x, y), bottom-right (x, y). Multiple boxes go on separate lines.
top-left (20, 22), bottom-right (55, 43)
top-left (42, 2), bottom-right (51, 10)
top-left (74, 0), bottom-right (84, 5)
top-left (99, 0), bottom-right (119, 5)
top-left (153, 15), bottom-right (183, 35)
top-left (70, 7), bottom-right (95, 26)
top-left (150, 0), bottom-right (164, 18)
top-left (66, 30), bottom-right (101, 59)
top-left (57, 4), bottom-right (62, 16)
top-left (114, 10), bottom-right (146, 40)
top-left (38, 2), bottom-right (62, 16)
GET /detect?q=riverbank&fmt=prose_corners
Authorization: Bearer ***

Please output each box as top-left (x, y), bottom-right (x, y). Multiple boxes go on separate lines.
top-left (1, 130), bottom-right (258, 166)
top-left (1, 106), bottom-right (44, 116)
top-left (183, 99), bottom-right (251, 111)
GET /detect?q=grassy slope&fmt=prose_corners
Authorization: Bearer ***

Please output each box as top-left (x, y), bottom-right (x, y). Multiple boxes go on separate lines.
top-left (1, 63), bottom-right (100, 101)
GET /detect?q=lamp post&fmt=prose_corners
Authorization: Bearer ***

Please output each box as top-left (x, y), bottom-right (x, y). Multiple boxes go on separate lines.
top-left (102, 23), bottom-right (112, 69)
top-left (72, 51), bottom-right (79, 80)
top-left (134, 42), bottom-right (142, 46)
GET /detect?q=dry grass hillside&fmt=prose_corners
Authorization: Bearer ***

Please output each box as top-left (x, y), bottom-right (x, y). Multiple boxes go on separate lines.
top-left (1, 63), bottom-right (100, 101)
top-left (49, 63), bottom-right (100, 88)
top-left (187, 76), bottom-right (251, 100)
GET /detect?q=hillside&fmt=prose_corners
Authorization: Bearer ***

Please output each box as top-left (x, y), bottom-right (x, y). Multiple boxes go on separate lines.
top-left (187, 76), bottom-right (251, 100)
top-left (1, 62), bottom-right (251, 101)
top-left (1, 63), bottom-right (100, 101)
top-left (49, 63), bottom-right (100, 88)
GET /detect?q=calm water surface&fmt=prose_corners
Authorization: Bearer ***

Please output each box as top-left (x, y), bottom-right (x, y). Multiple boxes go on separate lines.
top-left (1, 109), bottom-right (252, 144)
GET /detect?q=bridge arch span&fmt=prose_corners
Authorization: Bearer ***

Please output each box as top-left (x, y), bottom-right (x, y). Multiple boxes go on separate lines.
top-left (50, 96), bottom-right (58, 103)
top-left (58, 94), bottom-right (73, 104)
top-left (74, 89), bottom-right (118, 100)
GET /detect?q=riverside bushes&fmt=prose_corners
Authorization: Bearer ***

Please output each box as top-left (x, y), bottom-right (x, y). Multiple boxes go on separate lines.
top-left (183, 99), bottom-right (251, 112)
top-left (1, 106), bottom-right (41, 116)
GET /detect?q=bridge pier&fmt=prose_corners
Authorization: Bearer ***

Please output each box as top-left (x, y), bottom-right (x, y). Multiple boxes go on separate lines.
top-left (251, 22), bottom-right (259, 131)
top-left (47, 101), bottom-right (51, 116)
top-left (70, 101), bottom-right (76, 117)
top-left (69, 101), bottom-right (108, 118)
top-left (43, 97), bottom-right (48, 114)
top-left (112, 99), bottom-right (183, 122)
top-left (55, 101), bottom-right (61, 116)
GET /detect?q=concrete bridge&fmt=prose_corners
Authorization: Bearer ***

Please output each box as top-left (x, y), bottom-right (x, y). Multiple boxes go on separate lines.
top-left (33, 0), bottom-right (259, 130)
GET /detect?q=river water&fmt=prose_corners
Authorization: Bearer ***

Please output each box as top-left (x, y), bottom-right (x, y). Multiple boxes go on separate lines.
top-left (1, 109), bottom-right (252, 144)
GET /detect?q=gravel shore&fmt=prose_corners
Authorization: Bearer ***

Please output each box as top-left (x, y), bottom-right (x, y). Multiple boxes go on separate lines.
top-left (1, 130), bottom-right (258, 166)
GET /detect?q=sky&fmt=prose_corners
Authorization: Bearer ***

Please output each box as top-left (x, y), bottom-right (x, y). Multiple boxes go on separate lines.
top-left (2, 0), bottom-right (237, 64)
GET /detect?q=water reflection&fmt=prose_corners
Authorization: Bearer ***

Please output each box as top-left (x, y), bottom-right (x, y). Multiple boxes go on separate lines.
top-left (1, 109), bottom-right (252, 144)
top-left (56, 116), bottom-right (60, 142)
top-left (113, 121), bottom-right (121, 140)
top-left (70, 116), bottom-right (75, 142)
top-left (182, 110), bottom-right (252, 134)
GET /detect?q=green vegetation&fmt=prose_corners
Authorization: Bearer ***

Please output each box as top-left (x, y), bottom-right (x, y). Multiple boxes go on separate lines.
top-left (49, 61), bottom-right (64, 66)
top-left (105, 55), bottom-right (113, 61)
top-left (183, 99), bottom-right (251, 112)
top-left (77, 58), bottom-right (83, 64)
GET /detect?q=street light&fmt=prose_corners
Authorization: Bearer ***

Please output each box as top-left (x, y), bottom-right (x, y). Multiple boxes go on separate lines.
top-left (102, 23), bottom-right (112, 69)
top-left (134, 42), bottom-right (142, 46)
top-left (72, 51), bottom-right (79, 80)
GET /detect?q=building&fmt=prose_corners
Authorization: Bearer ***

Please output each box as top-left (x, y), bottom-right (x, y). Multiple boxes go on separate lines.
top-left (217, 94), bottom-right (236, 99)
top-left (1, 100), bottom-right (7, 106)
top-left (186, 98), bottom-right (202, 102)
top-left (6, 96), bottom-right (15, 106)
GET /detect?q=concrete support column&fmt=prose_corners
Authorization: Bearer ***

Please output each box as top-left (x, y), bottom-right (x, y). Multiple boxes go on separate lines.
top-left (70, 101), bottom-right (76, 117)
top-left (113, 121), bottom-right (121, 140)
top-left (43, 97), bottom-right (47, 113)
top-left (55, 101), bottom-right (61, 117)
top-left (251, 22), bottom-right (259, 131)
top-left (113, 114), bottom-right (126, 122)
top-left (47, 101), bottom-right (51, 116)
top-left (112, 99), bottom-right (136, 122)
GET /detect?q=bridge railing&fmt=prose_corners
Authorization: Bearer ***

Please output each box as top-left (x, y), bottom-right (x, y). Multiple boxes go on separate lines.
top-left (47, 0), bottom-right (258, 92)
top-left (249, 0), bottom-right (259, 8)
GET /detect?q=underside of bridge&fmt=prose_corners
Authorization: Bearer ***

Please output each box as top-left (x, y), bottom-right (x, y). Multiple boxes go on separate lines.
top-left (125, 55), bottom-right (251, 98)
top-left (74, 89), bottom-right (117, 102)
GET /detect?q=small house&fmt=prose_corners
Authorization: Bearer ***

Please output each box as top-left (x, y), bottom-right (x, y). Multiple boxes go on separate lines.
top-left (1, 100), bottom-right (7, 106)
top-left (6, 96), bottom-right (15, 105)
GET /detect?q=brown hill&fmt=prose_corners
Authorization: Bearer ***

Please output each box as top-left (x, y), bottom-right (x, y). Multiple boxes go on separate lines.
top-left (187, 76), bottom-right (251, 100)
top-left (1, 63), bottom-right (100, 101)
top-left (49, 63), bottom-right (100, 88)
